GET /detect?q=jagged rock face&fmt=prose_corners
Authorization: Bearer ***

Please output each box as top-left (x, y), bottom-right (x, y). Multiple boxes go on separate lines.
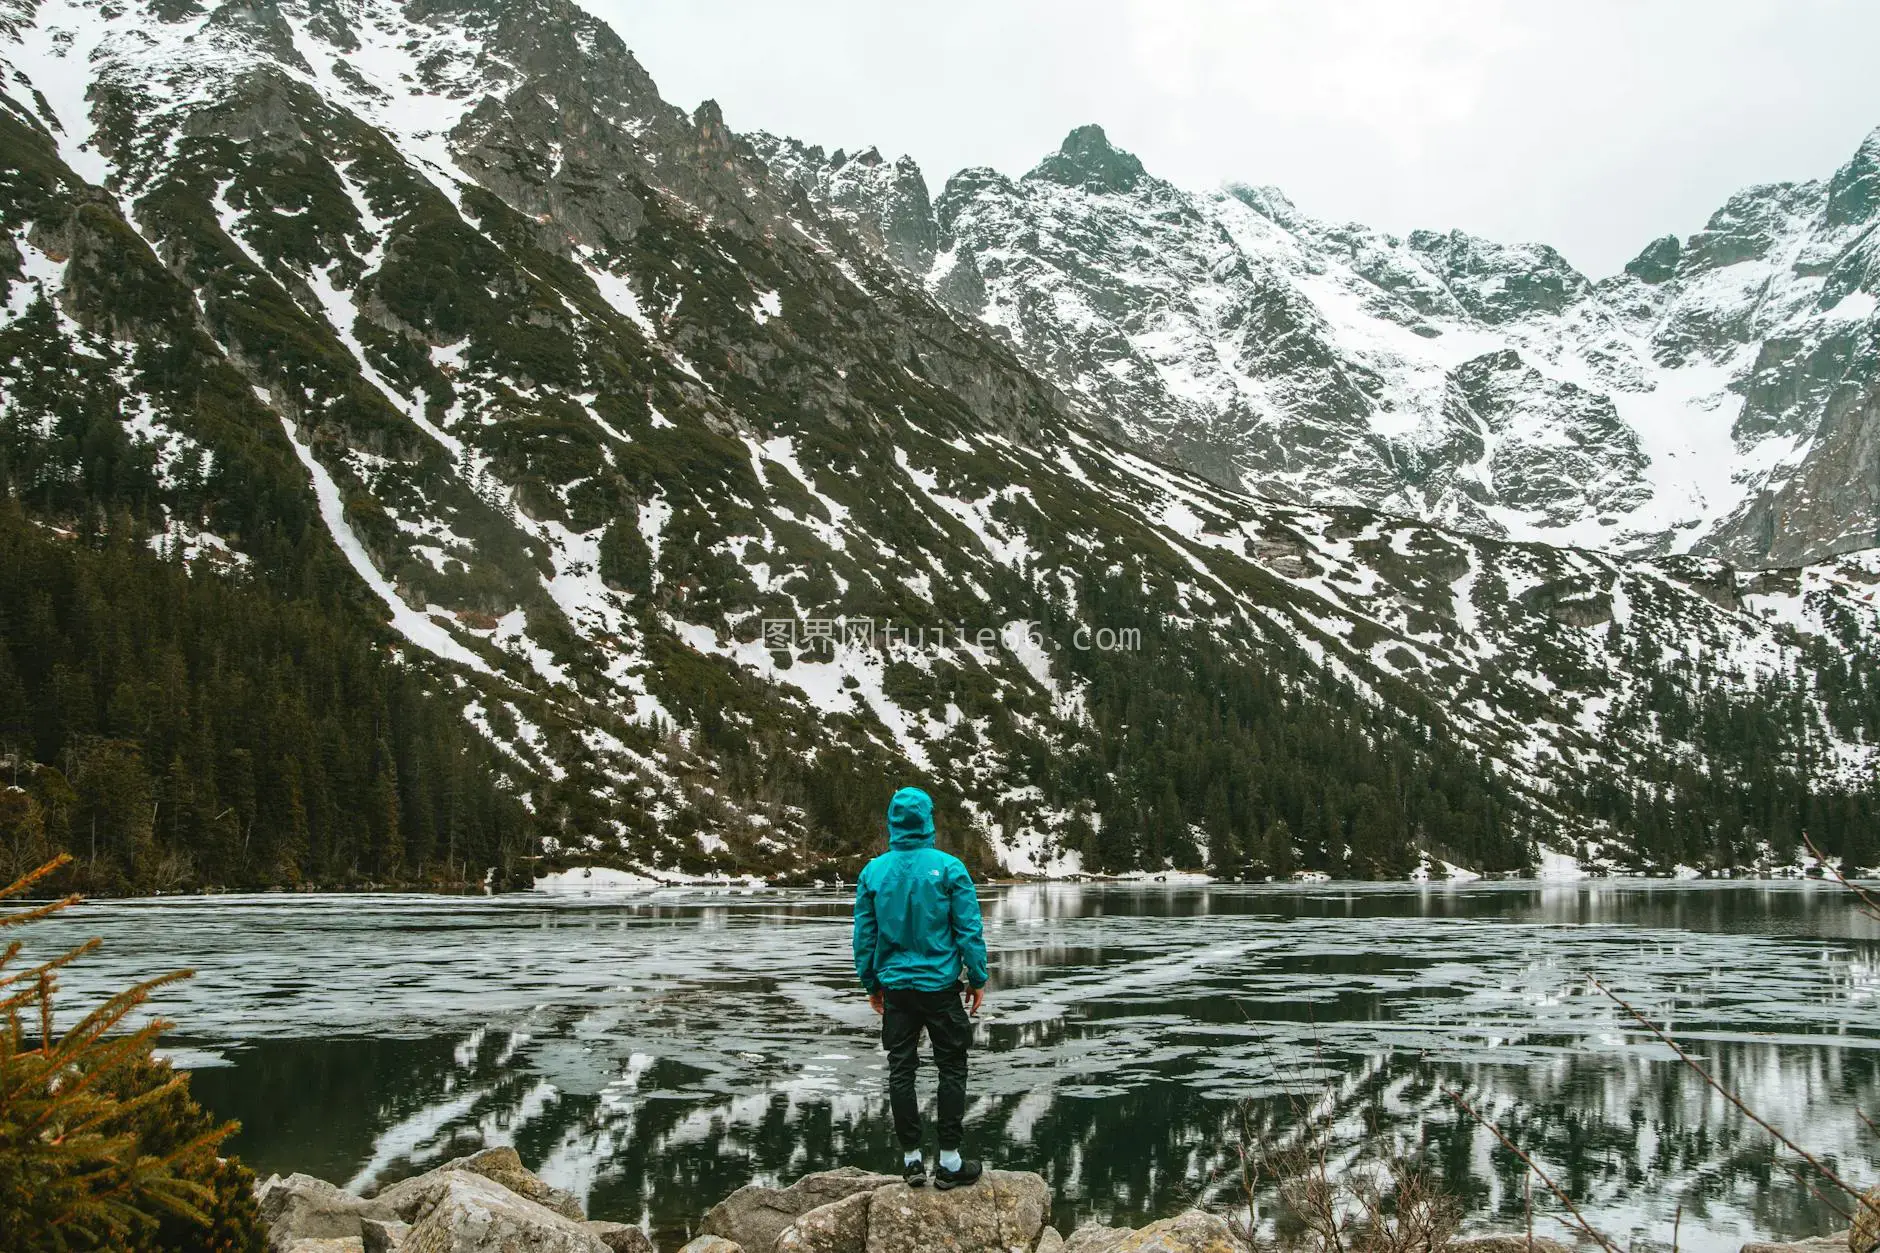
top-left (1451, 349), bottom-right (1652, 526)
top-left (1028, 123), bottom-right (1147, 195)
top-left (749, 134), bottom-right (938, 275)
top-left (1407, 230), bottom-right (1591, 324)
top-left (1722, 385), bottom-right (1880, 564)
top-left (7, 0), bottom-right (1880, 881)
top-left (818, 121), bottom-right (1880, 566)
top-left (930, 130), bottom-right (1384, 504)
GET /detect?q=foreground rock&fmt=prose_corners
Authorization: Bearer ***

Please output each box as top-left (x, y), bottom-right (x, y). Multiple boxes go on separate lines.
top-left (256, 1174), bottom-right (400, 1253)
top-left (1450, 1238), bottom-right (1576, 1253)
top-left (257, 1149), bottom-right (652, 1253)
top-left (774, 1190), bottom-right (873, 1253)
top-left (694, 1167), bottom-right (1225, 1253)
top-left (677, 1239), bottom-right (745, 1253)
top-left (861, 1172), bottom-right (1050, 1252)
top-left (689, 1168), bottom-right (1717, 1253)
top-left (700, 1167), bottom-right (900, 1252)
top-left (375, 1147), bottom-right (587, 1225)
top-left (1855, 1189), bottom-right (1880, 1253)
top-left (397, 1172), bottom-right (621, 1253)
top-left (1060, 1211), bottom-right (1235, 1253)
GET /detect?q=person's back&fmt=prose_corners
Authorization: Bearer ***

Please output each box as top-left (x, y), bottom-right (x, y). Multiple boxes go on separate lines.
top-left (853, 787), bottom-right (989, 1189)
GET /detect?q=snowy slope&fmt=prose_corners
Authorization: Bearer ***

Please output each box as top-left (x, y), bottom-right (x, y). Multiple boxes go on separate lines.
top-left (7, 0), bottom-right (1880, 879)
top-left (756, 125), bottom-right (1880, 566)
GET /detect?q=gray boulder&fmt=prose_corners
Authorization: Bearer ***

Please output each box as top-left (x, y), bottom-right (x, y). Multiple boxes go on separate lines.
top-left (1036, 1227), bottom-right (1066, 1253)
top-left (1742, 1240), bottom-right (1848, 1253)
top-left (398, 1171), bottom-right (611, 1253)
top-left (1098, 1211), bottom-right (1237, 1253)
top-left (582, 1220), bottom-right (655, 1252)
top-left (678, 1239), bottom-right (745, 1253)
top-left (285, 1242), bottom-right (366, 1253)
top-left (775, 1190), bottom-right (874, 1253)
top-left (362, 1218), bottom-right (411, 1252)
top-left (700, 1168), bottom-right (900, 1253)
top-left (864, 1170), bottom-right (1050, 1253)
top-left (1857, 1188), bottom-right (1880, 1253)
top-left (1451, 1238), bottom-right (1577, 1253)
top-left (374, 1146), bottom-right (585, 1224)
top-left (257, 1173), bottom-right (400, 1253)
top-left (1063, 1225), bottom-right (1133, 1253)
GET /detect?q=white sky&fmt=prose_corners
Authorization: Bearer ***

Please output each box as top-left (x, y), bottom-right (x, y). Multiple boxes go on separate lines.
top-left (581, 0), bottom-right (1880, 279)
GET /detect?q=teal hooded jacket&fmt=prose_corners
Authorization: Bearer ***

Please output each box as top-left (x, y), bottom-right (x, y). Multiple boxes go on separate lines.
top-left (853, 788), bottom-right (989, 993)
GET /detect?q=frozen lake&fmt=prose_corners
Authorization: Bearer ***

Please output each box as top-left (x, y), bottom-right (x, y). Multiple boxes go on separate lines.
top-left (36, 880), bottom-right (1880, 1250)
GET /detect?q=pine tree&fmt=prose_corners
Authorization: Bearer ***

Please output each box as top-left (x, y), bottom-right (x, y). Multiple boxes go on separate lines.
top-left (1204, 781), bottom-right (1238, 876)
top-left (370, 741), bottom-right (403, 881)
top-left (0, 856), bottom-right (264, 1250)
top-left (1263, 817), bottom-right (1295, 879)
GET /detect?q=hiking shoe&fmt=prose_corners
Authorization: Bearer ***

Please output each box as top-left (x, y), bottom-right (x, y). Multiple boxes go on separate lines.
top-left (902, 1158), bottom-right (928, 1187)
top-left (934, 1159), bottom-right (983, 1191)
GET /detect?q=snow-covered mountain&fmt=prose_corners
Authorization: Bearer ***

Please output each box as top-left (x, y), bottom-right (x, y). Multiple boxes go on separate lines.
top-left (5, 0), bottom-right (1880, 885)
top-left (756, 124), bottom-right (1880, 567)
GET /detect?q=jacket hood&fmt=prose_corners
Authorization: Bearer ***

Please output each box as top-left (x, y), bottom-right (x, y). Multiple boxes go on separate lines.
top-left (888, 828), bottom-right (936, 851)
top-left (886, 787), bottom-right (936, 849)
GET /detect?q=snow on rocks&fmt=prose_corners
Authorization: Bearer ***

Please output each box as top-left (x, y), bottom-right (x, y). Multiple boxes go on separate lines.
top-left (829, 122), bottom-right (1880, 567)
top-left (277, 414), bottom-right (494, 676)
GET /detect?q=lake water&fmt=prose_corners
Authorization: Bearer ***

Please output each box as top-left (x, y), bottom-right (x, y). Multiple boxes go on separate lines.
top-left (36, 880), bottom-right (1880, 1251)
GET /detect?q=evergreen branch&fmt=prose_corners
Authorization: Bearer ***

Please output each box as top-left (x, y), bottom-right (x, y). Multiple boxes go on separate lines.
top-left (0, 935), bottom-right (102, 996)
top-left (0, 852), bottom-right (73, 903)
top-left (25, 1020), bottom-right (176, 1131)
top-left (48, 1058), bottom-right (187, 1140)
top-left (0, 892), bottom-right (82, 931)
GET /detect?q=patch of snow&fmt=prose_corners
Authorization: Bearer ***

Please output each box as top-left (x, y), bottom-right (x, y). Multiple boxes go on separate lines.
top-left (276, 411), bottom-right (492, 674)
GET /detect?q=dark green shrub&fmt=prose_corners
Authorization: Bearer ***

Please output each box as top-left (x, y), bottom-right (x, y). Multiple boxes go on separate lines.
top-left (0, 855), bottom-right (265, 1251)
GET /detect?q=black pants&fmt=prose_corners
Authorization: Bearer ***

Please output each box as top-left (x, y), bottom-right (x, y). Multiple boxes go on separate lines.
top-left (881, 986), bottom-right (972, 1151)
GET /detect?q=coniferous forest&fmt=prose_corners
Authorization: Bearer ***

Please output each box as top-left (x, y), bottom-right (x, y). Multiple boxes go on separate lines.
top-left (0, 279), bottom-right (533, 894)
top-left (0, 504), bottom-right (533, 893)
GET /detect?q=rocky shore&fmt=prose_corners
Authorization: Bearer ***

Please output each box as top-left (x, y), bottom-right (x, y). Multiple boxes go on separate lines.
top-left (255, 1151), bottom-right (1865, 1253)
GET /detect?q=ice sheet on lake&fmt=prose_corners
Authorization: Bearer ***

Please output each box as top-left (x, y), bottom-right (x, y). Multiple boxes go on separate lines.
top-left (33, 882), bottom-right (1880, 1249)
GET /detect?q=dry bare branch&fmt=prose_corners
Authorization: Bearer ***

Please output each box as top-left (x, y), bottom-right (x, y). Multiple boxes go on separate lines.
top-left (1591, 977), bottom-right (1868, 1206)
top-left (1441, 1085), bottom-right (1623, 1253)
top-left (1804, 833), bottom-right (1880, 922)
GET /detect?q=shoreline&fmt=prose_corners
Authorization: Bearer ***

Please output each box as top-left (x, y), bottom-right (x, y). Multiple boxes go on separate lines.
top-left (254, 1152), bottom-right (1859, 1253)
top-left (30, 866), bottom-right (1871, 902)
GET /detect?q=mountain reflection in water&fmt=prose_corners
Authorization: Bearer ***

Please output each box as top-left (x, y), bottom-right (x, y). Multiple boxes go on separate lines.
top-left (39, 881), bottom-right (1880, 1251)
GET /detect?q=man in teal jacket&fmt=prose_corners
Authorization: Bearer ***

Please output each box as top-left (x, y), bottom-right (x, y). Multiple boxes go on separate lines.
top-left (853, 786), bottom-right (990, 1190)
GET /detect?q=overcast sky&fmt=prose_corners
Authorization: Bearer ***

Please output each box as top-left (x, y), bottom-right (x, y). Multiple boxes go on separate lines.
top-left (580, 0), bottom-right (1880, 278)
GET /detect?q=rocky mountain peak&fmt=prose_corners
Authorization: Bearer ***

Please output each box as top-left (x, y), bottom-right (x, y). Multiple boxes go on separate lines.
top-left (1405, 228), bottom-right (1591, 323)
top-left (693, 98), bottom-right (727, 138)
top-left (743, 131), bottom-right (937, 272)
top-left (1826, 124), bottom-right (1880, 228)
top-left (754, 99), bottom-right (1880, 568)
top-left (1675, 180), bottom-right (1824, 276)
top-left (1224, 182), bottom-right (1301, 228)
top-left (1623, 233), bottom-right (1681, 284)
top-left (1025, 123), bottom-right (1147, 195)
